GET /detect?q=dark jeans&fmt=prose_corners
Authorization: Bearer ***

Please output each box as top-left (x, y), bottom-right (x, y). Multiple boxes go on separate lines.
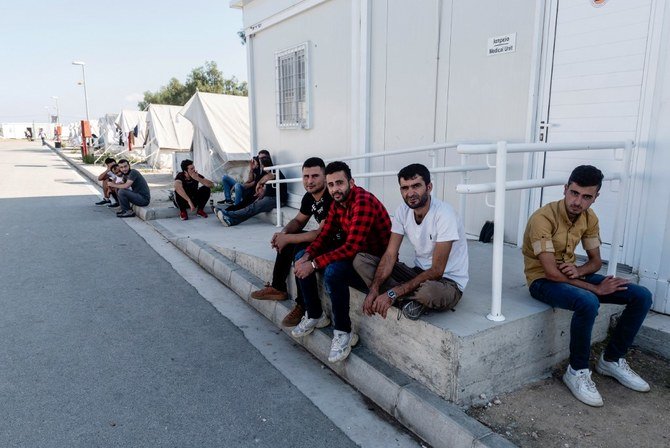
top-left (216, 195), bottom-right (276, 226)
top-left (118, 189), bottom-right (150, 212)
top-left (295, 249), bottom-right (366, 333)
top-left (529, 274), bottom-right (652, 370)
top-left (175, 186), bottom-right (211, 212)
top-left (271, 241), bottom-right (309, 307)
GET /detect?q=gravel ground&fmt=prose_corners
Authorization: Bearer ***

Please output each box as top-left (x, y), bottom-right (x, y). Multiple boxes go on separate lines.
top-left (468, 343), bottom-right (670, 448)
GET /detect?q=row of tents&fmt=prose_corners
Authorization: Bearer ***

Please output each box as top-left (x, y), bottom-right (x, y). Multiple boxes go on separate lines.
top-left (0, 92), bottom-right (251, 182)
top-left (99, 92), bottom-right (251, 182)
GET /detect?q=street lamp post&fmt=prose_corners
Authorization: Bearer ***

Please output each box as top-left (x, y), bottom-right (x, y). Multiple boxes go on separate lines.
top-left (51, 96), bottom-right (60, 125)
top-left (72, 61), bottom-right (91, 156)
top-left (71, 61), bottom-right (90, 123)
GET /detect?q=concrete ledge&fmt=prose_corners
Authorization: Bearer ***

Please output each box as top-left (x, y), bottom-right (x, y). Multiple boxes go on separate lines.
top-left (636, 312), bottom-right (670, 359)
top-left (149, 221), bottom-right (516, 448)
top-left (52, 147), bottom-right (176, 221)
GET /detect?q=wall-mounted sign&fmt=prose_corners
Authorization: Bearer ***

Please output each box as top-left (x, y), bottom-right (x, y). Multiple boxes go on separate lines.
top-left (487, 33), bottom-right (517, 56)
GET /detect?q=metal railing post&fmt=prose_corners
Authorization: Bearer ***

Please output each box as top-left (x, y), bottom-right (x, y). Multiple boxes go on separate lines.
top-left (607, 140), bottom-right (633, 276)
top-left (488, 141), bottom-right (507, 322)
top-left (459, 153), bottom-right (468, 220)
top-left (274, 169), bottom-right (282, 227)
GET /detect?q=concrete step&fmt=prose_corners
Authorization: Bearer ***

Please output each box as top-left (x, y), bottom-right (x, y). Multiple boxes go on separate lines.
top-left (148, 220), bottom-right (515, 448)
top-left (147, 217), bottom-right (619, 406)
top-left (636, 312), bottom-right (670, 360)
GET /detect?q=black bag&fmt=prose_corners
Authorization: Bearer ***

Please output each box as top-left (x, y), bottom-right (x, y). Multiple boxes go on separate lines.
top-left (479, 221), bottom-right (494, 243)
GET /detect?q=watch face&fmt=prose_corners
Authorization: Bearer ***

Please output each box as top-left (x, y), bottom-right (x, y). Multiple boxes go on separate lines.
top-left (387, 290), bottom-right (396, 299)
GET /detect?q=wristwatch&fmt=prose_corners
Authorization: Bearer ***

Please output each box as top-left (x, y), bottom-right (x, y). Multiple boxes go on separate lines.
top-left (387, 289), bottom-right (397, 305)
top-left (311, 260), bottom-right (317, 270)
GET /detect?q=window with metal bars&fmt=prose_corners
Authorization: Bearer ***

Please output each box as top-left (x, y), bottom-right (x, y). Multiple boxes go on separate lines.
top-left (275, 42), bottom-right (310, 129)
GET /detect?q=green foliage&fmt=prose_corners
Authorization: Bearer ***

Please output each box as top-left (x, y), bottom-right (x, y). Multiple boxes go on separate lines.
top-left (82, 153), bottom-right (96, 164)
top-left (138, 61), bottom-right (248, 110)
top-left (210, 183), bottom-right (224, 193)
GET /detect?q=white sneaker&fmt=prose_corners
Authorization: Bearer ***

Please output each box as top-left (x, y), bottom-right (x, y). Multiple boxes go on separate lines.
top-left (328, 330), bottom-right (359, 363)
top-left (291, 314), bottom-right (330, 338)
top-left (596, 354), bottom-right (650, 392)
top-left (562, 366), bottom-right (603, 407)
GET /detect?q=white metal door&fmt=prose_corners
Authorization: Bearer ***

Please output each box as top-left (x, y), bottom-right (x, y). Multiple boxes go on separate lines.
top-left (535, 0), bottom-right (653, 264)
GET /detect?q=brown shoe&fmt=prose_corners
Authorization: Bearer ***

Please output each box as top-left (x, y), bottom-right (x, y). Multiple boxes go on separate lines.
top-left (281, 304), bottom-right (305, 327)
top-left (251, 284), bottom-right (288, 301)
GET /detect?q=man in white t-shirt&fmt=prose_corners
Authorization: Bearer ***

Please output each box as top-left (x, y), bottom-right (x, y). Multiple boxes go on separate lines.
top-left (353, 163), bottom-right (469, 320)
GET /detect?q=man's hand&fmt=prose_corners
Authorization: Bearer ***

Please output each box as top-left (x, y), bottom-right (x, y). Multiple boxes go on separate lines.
top-left (272, 233), bottom-right (292, 253)
top-left (362, 290), bottom-right (378, 316)
top-left (595, 276), bottom-right (629, 296)
top-left (558, 262), bottom-right (581, 279)
top-left (371, 293), bottom-right (394, 319)
top-left (188, 201), bottom-right (196, 212)
top-left (294, 257), bottom-right (315, 279)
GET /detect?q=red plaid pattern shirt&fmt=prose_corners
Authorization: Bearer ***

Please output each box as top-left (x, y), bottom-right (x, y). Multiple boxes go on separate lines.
top-left (307, 185), bottom-right (391, 269)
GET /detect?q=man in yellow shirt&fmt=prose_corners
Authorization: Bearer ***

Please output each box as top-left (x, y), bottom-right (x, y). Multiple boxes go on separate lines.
top-left (522, 165), bottom-right (652, 407)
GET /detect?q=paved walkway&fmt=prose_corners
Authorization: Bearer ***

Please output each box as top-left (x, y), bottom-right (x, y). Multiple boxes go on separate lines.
top-left (0, 139), bottom-right (418, 447)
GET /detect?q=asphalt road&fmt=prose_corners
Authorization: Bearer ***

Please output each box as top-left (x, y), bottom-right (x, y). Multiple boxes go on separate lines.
top-left (0, 141), bottom-right (362, 447)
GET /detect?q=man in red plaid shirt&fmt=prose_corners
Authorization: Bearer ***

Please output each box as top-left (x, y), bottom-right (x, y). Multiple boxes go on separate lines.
top-left (292, 161), bottom-right (391, 363)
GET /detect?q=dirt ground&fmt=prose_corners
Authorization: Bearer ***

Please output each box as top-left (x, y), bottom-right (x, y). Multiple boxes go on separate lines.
top-left (468, 343), bottom-right (670, 448)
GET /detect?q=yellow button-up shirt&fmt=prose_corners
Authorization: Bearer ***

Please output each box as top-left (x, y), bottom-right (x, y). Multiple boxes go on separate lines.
top-left (522, 199), bottom-right (601, 285)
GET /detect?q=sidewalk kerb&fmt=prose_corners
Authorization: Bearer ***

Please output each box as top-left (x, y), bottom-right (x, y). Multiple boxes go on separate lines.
top-left (145, 220), bottom-right (517, 448)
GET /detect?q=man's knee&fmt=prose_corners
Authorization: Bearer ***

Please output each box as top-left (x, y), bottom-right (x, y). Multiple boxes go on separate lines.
top-left (414, 280), bottom-right (461, 311)
top-left (631, 285), bottom-right (653, 312)
top-left (323, 261), bottom-right (349, 285)
top-left (575, 293), bottom-right (600, 317)
top-left (352, 253), bottom-right (377, 285)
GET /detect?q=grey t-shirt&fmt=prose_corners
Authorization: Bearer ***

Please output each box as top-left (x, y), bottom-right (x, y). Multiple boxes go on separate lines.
top-left (127, 169), bottom-right (150, 200)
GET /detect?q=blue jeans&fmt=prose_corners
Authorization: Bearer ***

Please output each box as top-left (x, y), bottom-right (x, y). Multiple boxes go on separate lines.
top-left (118, 189), bottom-right (150, 212)
top-left (215, 195), bottom-right (275, 226)
top-left (295, 249), bottom-right (366, 333)
top-left (529, 274), bottom-right (652, 370)
top-left (221, 174), bottom-right (245, 205)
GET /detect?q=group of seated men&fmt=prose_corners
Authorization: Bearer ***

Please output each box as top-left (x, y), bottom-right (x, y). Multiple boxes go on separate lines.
top-left (100, 149), bottom-right (654, 408)
top-left (170, 149), bottom-right (288, 226)
top-left (95, 157), bottom-right (151, 218)
top-left (246, 159), bottom-right (653, 408)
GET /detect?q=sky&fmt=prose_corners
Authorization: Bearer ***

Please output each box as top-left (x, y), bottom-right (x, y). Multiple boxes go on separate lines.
top-left (0, 0), bottom-right (247, 124)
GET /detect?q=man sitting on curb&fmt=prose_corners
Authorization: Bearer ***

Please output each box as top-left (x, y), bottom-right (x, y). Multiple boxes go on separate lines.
top-left (219, 149), bottom-right (271, 206)
top-left (108, 159), bottom-right (151, 218)
top-left (95, 157), bottom-right (120, 207)
top-left (292, 161), bottom-right (391, 363)
top-left (523, 165), bottom-right (652, 407)
top-left (251, 157), bottom-right (334, 327)
top-left (354, 163), bottom-right (468, 321)
top-left (174, 159), bottom-right (214, 220)
top-left (214, 157), bottom-right (287, 227)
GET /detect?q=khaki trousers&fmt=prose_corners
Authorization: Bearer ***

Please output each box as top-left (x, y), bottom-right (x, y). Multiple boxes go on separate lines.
top-left (353, 253), bottom-right (462, 311)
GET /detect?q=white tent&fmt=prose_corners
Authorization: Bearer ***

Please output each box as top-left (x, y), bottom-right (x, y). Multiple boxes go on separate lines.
top-left (114, 110), bottom-right (148, 151)
top-left (179, 92), bottom-right (250, 181)
top-left (97, 114), bottom-right (119, 149)
top-left (144, 104), bottom-right (194, 168)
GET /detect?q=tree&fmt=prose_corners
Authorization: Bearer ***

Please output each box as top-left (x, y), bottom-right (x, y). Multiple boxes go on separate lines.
top-left (138, 61), bottom-right (247, 110)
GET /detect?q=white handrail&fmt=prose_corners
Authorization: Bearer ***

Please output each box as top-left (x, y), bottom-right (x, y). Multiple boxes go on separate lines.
top-left (264, 142), bottom-right (459, 171)
top-left (456, 140), bottom-right (633, 322)
top-left (266, 164), bottom-right (490, 227)
top-left (458, 141), bottom-right (629, 155)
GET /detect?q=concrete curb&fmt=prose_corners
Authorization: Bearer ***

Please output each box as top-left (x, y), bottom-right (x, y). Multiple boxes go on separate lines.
top-left (149, 220), bottom-right (516, 448)
top-left (52, 148), bottom-right (177, 220)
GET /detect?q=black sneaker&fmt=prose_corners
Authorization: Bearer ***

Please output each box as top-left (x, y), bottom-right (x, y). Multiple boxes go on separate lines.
top-left (95, 198), bottom-right (111, 206)
top-left (117, 210), bottom-right (136, 218)
top-left (217, 199), bottom-right (234, 205)
top-left (401, 300), bottom-right (425, 320)
top-left (107, 202), bottom-right (119, 208)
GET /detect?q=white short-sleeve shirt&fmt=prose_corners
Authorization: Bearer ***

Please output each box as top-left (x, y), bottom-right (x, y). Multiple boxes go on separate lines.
top-left (391, 197), bottom-right (469, 291)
